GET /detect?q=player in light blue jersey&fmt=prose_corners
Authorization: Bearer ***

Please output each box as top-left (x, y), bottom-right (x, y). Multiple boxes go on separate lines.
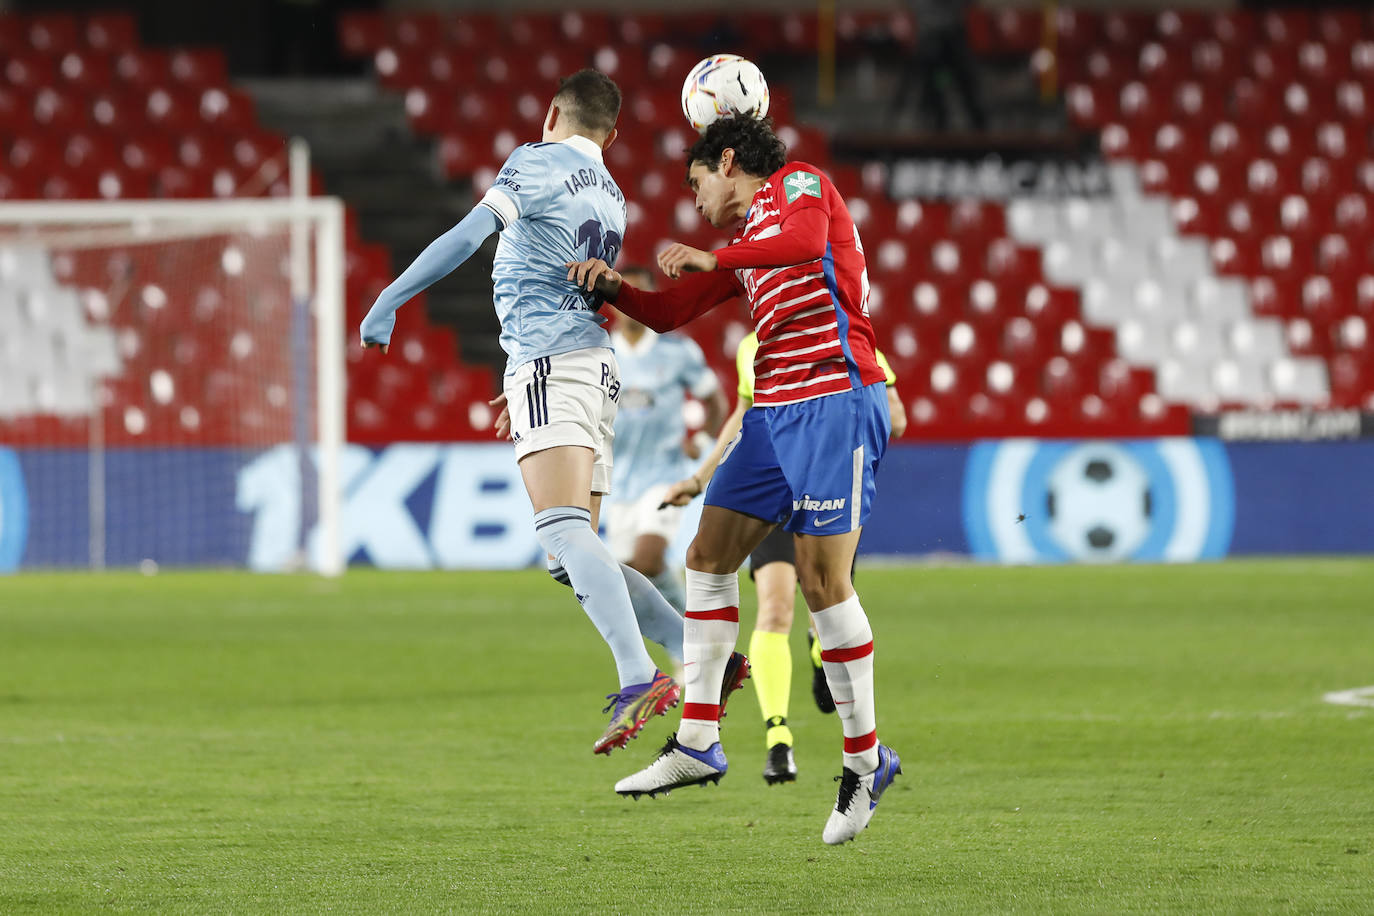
top-left (604, 266), bottom-right (729, 614)
top-left (360, 71), bottom-right (739, 756)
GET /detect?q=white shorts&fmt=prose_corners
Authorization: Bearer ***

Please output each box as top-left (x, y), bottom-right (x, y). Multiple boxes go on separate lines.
top-left (605, 483), bottom-right (686, 562)
top-left (505, 347), bottom-right (619, 495)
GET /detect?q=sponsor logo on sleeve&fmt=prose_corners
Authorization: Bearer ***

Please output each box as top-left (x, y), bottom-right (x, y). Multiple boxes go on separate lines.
top-left (783, 171), bottom-right (821, 203)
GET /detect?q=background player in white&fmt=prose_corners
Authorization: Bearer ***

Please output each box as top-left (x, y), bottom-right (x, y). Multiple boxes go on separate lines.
top-left (604, 265), bottom-right (729, 614)
top-left (662, 332), bottom-right (906, 785)
top-left (359, 70), bottom-right (692, 756)
top-left (569, 116), bottom-right (901, 844)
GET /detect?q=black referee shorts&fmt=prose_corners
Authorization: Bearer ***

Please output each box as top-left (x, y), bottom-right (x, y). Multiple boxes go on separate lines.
top-left (745, 526), bottom-right (858, 582)
top-left (747, 526), bottom-right (795, 580)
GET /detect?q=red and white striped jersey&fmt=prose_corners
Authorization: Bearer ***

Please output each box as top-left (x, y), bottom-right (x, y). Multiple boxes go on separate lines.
top-left (717, 162), bottom-right (886, 406)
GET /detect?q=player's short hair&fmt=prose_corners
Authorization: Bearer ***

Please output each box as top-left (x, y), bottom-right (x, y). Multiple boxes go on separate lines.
top-left (686, 117), bottom-right (788, 179)
top-left (554, 69), bottom-right (621, 136)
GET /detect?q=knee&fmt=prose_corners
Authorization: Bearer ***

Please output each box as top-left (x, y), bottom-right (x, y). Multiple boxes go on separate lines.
top-left (630, 554), bottom-right (666, 579)
top-left (686, 538), bottom-right (732, 575)
top-left (796, 564), bottom-right (850, 610)
top-left (535, 509), bottom-right (599, 567)
top-left (755, 598), bottom-right (793, 634)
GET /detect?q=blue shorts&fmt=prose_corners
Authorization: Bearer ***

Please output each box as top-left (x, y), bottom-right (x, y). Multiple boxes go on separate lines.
top-left (705, 382), bottom-right (890, 536)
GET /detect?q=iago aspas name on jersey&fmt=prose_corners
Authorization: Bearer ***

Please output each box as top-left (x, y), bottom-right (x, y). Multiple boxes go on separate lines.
top-left (563, 168), bottom-right (624, 204)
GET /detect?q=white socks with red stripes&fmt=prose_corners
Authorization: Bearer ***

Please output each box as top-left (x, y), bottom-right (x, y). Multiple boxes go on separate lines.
top-left (676, 569), bottom-right (740, 751)
top-left (812, 593), bottom-right (879, 774)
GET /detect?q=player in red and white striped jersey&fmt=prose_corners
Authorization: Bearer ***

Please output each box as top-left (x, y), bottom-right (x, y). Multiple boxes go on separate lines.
top-left (568, 117), bottom-right (900, 845)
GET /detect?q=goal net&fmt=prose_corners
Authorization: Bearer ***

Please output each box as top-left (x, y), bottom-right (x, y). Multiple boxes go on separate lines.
top-left (0, 197), bottom-right (345, 575)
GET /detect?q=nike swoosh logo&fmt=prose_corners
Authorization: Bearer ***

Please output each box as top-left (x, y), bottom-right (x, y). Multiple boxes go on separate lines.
top-left (815, 515), bottom-right (843, 527)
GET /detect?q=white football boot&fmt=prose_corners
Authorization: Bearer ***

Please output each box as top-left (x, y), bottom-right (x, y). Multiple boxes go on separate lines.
top-left (822, 744), bottom-right (902, 845)
top-left (615, 735), bottom-right (728, 799)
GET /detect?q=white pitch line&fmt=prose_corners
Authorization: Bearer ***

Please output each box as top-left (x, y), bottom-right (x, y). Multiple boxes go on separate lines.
top-left (1322, 686), bottom-right (1374, 708)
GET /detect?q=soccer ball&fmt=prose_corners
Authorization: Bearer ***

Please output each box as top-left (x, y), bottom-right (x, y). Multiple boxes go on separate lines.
top-left (1044, 443), bottom-right (1153, 562)
top-left (680, 54), bottom-right (770, 132)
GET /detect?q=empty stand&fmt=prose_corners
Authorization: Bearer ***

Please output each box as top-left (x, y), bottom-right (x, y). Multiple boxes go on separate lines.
top-left (0, 10), bottom-right (496, 446)
top-left (1060, 7), bottom-right (1374, 412)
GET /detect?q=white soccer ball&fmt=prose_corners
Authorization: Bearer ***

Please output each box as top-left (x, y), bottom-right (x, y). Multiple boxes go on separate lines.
top-left (681, 54), bottom-right (770, 132)
top-left (1045, 443), bottom-right (1153, 562)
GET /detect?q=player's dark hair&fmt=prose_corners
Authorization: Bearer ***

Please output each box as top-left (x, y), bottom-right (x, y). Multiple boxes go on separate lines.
top-left (554, 69), bottom-right (621, 136)
top-left (686, 117), bottom-right (788, 179)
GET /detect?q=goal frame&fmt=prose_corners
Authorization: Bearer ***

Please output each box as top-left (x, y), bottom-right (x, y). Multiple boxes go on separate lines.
top-left (0, 194), bottom-right (348, 576)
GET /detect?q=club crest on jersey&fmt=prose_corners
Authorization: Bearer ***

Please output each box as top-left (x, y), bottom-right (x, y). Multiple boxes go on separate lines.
top-left (783, 171), bottom-right (821, 203)
top-left (794, 494), bottom-right (845, 512)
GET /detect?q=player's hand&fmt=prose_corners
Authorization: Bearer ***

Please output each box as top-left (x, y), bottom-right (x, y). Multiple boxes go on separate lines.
top-left (657, 244), bottom-right (717, 280)
top-left (359, 306), bottom-right (396, 354)
top-left (658, 476), bottom-right (703, 508)
top-left (566, 258), bottom-right (622, 299)
top-left (489, 392), bottom-right (512, 440)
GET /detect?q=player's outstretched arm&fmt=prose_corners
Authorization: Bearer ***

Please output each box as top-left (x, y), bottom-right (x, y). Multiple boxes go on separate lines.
top-left (713, 207), bottom-right (830, 271)
top-left (568, 257), bottom-right (740, 333)
top-left (360, 206), bottom-right (501, 351)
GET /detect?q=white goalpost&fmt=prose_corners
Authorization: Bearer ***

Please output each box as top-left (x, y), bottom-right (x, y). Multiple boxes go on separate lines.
top-left (0, 151), bottom-right (346, 576)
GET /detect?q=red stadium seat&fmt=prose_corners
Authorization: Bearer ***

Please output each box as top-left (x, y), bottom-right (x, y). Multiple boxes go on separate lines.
top-left (199, 88), bottom-right (257, 132)
top-left (1208, 10), bottom-right (1257, 46)
top-left (506, 14), bottom-right (561, 51)
top-left (4, 53), bottom-right (56, 91)
top-left (63, 131), bottom-right (120, 172)
top-left (144, 86), bottom-right (200, 133)
top-left (424, 49), bottom-right (478, 87)
top-left (1191, 39), bottom-right (1244, 84)
top-left (1119, 80), bottom-right (1163, 126)
top-left (1207, 122), bottom-right (1250, 167)
top-left (1102, 11), bottom-right (1153, 49)
top-left (1171, 81), bottom-right (1224, 124)
top-left (1260, 9), bottom-right (1311, 47)
top-left (57, 49), bottom-right (114, 91)
top-left (1173, 196), bottom-right (1219, 236)
top-left (0, 170), bottom-right (37, 200)
top-left (83, 13), bottom-right (137, 51)
top-left (388, 11), bottom-right (445, 52)
top-left (113, 49), bottom-right (169, 88)
top-left (1055, 6), bottom-right (1100, 55)
top-left (371, 45), bottom-right (427, 90)
top-left (1333, 193), bottom-right (1371, 234)
top-left (26, 14), bottom-right (80, 54)
top-left (1065, 83), bottom-right (1112, 127)
top-left (337, 10), bottom-right (384, 58)
top-left (43, 170), bottom-right (102, 200)
top-left (1156, 9), bottom-right (1208, 45)
top-left (1139, 41), bottom-right (1187, 84)
top-left (169, 49), bottom-right (228, 87)
top-left (31, 87), bottom-right (84, 132)
top-left (1232, 78), bottom-right (1281, 123)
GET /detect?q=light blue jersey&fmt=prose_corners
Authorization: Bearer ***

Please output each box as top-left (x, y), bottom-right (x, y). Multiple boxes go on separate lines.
top-left (358, 135), bottom-right (628, 377)
top-left (609, 329), bottom-right (719, 504)
top-left (477, 136), bottom-right (628, 375)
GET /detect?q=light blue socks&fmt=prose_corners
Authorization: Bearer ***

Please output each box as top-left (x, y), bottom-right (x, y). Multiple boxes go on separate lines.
top-left (535, 506), bottom-right (656, 687)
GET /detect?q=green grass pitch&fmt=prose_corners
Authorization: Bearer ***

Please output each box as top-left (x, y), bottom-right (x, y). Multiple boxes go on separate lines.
top-left (2, 560), bottom-right (1371, 913)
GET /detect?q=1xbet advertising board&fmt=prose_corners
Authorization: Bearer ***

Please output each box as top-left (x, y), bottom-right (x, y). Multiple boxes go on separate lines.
top-left (2, 439), bottom-right (1372, 571)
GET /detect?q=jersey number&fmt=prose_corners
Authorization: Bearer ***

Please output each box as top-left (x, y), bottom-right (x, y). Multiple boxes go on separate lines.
top-left (575, 219), bottom-right (622, 308)
top-left (577, 219), bottom-right (622, 266)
